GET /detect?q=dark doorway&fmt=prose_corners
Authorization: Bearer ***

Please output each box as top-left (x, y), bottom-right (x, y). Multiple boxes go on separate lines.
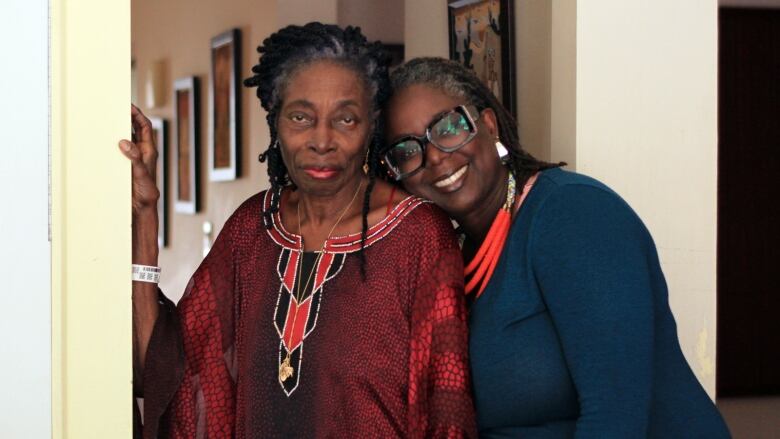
top-left (717, 7), bottom-right (780, 397)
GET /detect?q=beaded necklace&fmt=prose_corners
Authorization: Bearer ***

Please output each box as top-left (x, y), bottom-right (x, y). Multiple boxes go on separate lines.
top-left (278, 181), bottom-right (363, 382)
top-left (464, 172), bottom-right (537, 298)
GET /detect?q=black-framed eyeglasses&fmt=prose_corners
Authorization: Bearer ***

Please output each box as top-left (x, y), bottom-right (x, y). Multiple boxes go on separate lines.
top-left (381, 104), bottom-right (481, 180)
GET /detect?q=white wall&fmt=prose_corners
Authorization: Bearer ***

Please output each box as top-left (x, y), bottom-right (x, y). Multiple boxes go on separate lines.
top-left (575, 0), bottom-right (719, 396)
top-left (0, 0), bottom-right (52, 436)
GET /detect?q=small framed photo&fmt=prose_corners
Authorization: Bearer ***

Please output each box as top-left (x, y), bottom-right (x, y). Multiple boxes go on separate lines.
top-left (149, 117), bottom-right (168, 247)
top-left (448, 0), bottom-right (516, 116)
top-left (173, 77), bottom-right (200, 214)
top-left (209, 28), bottom-right (241, 182)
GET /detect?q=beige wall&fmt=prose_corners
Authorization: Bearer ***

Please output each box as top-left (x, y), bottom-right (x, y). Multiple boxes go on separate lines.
top-left (515, 1), bottom-right (552, 162)
top-left (338, 0), bottom-right (404, 43)
top-left (575, 0), bottom-right (719, 396)
top-left (132, 0), bottom-right (277, 299)
top-left (404, 0), bottom-right (449, 59)
top-left (550, 0), bottom-right (576, 166)
top-left (278, 0), bottom-right (336, 25)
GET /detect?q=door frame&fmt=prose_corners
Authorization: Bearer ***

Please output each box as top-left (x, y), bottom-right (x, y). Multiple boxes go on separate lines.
top-left (51, 0), bottom-right (133, 436)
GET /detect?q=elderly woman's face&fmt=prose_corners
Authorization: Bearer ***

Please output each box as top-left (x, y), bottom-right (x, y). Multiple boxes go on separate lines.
top-left (385, 84), bottom-right (502, 218)
top-left (277, 60), bottom-right (372, 196)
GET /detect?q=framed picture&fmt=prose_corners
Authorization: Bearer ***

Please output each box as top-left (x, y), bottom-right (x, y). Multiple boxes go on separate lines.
top-left (173, 77), bottom-right (200, 214)
top-left (149, 117), bottom-right (168, 247)
top-left (448, 0), bottom-right (516, 116)
top-left (209, 28), bottom-right (241, 181)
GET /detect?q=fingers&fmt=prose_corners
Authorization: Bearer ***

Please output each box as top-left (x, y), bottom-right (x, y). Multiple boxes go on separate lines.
top-left (119, 139), bottom-right (142, 163)
top-left (131, 104), bottom-right (154, 146)
top-left (130, 104), bottom-right (159, 171)
top-left (120, 139), bottom-right (157, 184)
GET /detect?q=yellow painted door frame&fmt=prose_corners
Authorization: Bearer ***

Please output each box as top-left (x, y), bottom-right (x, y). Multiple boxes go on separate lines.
top-left (51, 0), bottom-right (132, 437)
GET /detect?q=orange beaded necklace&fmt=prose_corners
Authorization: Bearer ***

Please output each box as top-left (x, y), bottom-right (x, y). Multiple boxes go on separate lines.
top-left (464, 172), bottom-right (538, 298)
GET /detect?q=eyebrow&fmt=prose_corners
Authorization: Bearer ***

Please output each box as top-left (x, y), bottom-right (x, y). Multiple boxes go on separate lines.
top-left (284, 99), bottom-right (362, 111)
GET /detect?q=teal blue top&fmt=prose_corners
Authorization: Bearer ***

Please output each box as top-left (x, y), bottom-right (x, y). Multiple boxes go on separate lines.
top-left (469, 168), bottom-right (730, 438)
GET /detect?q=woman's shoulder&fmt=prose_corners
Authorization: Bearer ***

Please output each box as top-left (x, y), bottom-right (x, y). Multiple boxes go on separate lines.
top-left (395, 197), bottom-right (454, 234)
top-left (533, 168), bottom-right (617, 200)
top-left (529, 168), bottom-right (632, 215)
top-left (526, 168), bottom-right (649, 241)
top-left (220, 190), bottom-right (268, 234)
top-left (363, 194), bottom-right (456, 250)
top-left (368, 179), bottom-right (451, 231)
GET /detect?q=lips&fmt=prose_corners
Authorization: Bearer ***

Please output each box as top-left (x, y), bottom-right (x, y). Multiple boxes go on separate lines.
top-left (433, 164), bottom-right (468, 190)
top-left (303, 166), bottom-right (340, 180)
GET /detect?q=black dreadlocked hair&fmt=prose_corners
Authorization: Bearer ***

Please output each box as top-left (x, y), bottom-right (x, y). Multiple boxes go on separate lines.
top-left (389, 57), bottom-right (564, 190)
top-left (243, 22), bottom-right (392, 279)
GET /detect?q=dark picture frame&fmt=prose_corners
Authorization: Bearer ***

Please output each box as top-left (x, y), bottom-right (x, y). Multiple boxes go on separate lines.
top-left (209, 28), bottom-right (241, 181)
top-left (448, 0), bottom-right (516, 116)
top-left (149, 117), bottom-right (168, 246)
top-left (173, 76), bottom-right (200, 214)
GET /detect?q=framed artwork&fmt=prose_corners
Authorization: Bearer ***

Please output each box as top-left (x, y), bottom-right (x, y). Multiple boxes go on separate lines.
top-left (448, 0), bottom-right (516, 116)
top-left (209, 28), bottom-right (241, 181)
top-left (149, 117), bottom-right (168, 247)
top-left (173, 76), bottom-right (200, 214)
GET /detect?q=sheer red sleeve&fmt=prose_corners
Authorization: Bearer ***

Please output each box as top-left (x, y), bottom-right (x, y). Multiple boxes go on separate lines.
top-left (159, 214), bottom-right (239, 439)
top-left (407, 205), bottom-right (477, 438)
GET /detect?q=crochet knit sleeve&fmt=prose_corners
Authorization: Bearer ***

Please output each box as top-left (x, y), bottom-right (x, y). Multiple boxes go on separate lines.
top-left (407, 205), bottom-right (477, 438)
top-left (143, 211), bottom-right (241, 439)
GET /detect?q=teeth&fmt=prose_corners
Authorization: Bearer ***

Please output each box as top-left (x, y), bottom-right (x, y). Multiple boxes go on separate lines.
top-left (434, 165), bottom-right (468, 188)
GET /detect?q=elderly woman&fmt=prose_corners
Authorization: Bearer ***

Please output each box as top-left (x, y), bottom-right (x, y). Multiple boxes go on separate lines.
top-left (381, 58), bottom-right (731, 438)
top-left (122, 26), bottom-right (475, 438)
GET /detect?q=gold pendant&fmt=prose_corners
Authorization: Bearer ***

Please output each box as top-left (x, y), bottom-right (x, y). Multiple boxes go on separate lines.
top-left (279, 354), bottom-right (294, 382)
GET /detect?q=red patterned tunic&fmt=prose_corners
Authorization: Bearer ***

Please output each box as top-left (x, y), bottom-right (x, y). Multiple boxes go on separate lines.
top-left (140, 191), bottom-right (476, 438)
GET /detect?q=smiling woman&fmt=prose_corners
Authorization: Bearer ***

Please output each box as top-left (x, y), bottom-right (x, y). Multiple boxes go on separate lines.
top-left (383, 57), bottom-right (730, 438)
top-left (124, 23), bottom-right (475, 438)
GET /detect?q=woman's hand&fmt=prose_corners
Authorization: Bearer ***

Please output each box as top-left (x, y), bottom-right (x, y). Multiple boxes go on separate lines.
top-left (119, 104), bottom-right (160, 215)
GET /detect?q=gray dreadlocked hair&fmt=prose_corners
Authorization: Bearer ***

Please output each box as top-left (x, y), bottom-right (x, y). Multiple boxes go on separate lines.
top-left (244, 22), bottom-right (392, 279)
top-left (390, 57), bottom-right (563, 188)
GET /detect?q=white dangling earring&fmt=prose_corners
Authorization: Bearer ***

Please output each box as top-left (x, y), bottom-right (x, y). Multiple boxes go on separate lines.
top-left (495, 138), bottom-right (509, 163)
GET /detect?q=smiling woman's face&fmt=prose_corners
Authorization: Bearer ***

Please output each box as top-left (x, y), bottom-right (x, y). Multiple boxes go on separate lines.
top-left (277, 60), bottom-right (372, 197)
top-left (385, 84), bottom-right (504, 218)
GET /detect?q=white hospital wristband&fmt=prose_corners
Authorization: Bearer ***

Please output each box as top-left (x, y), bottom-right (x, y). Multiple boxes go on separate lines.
top-left (132, 264), bottom-right (161, 284)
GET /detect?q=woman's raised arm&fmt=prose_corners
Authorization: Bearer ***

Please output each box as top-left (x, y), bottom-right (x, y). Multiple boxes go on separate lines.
top-left (118, 104), bottom-right (161, 371)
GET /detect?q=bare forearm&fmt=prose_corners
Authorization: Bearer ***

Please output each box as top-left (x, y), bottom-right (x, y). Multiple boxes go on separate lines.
top-left (132, 208), bottom-right (159, 370)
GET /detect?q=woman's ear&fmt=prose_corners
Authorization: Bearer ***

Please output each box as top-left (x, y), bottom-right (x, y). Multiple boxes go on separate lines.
top-left (480, 107), bottom-right (499, 138)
